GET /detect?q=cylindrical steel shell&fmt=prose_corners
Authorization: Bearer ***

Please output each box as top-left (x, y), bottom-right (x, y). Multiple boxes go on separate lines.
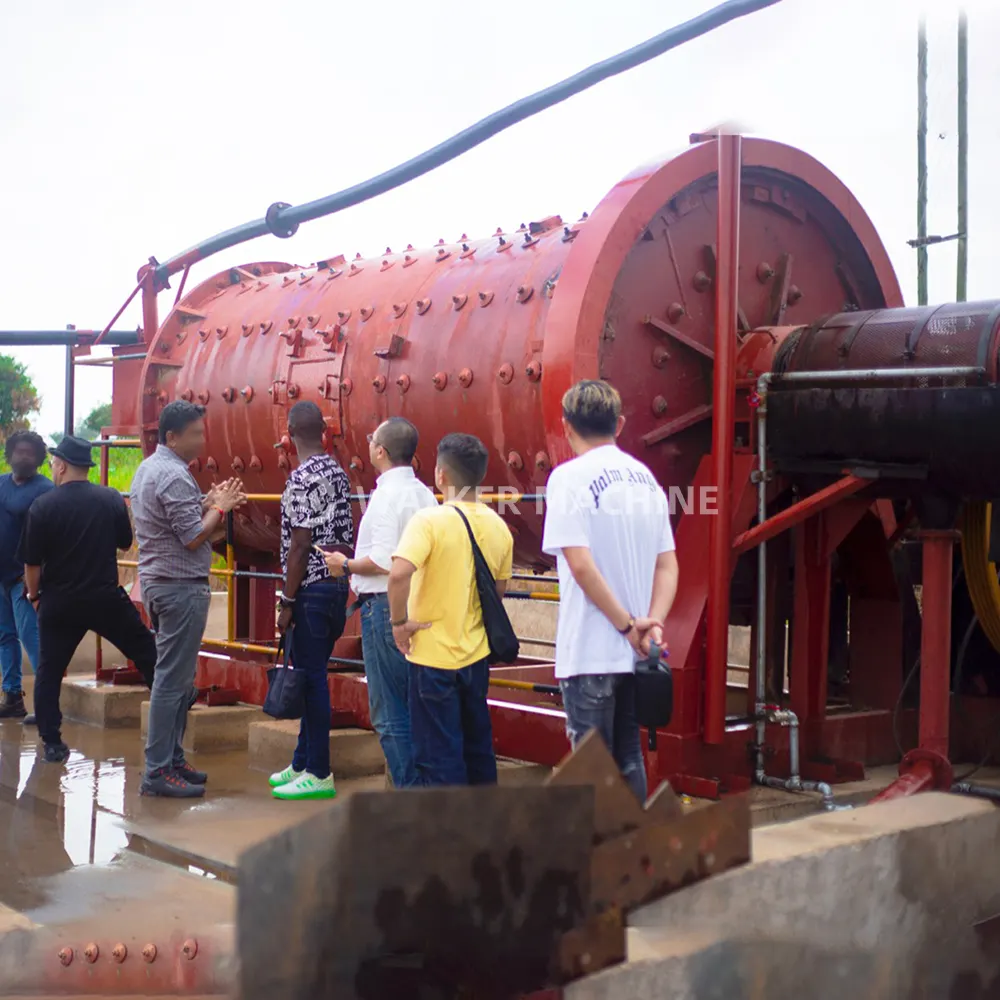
top-left (765, 301), bottom-right (1000, 498)
top-left (138, 139), bottom-right (900, 564)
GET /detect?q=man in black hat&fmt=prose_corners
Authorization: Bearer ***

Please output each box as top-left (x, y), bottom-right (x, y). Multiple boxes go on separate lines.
top-left (19, 435), bottom-right (157, 763)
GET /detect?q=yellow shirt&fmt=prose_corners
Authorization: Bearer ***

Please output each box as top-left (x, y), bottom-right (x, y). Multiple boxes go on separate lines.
top-left (393, 501), bottom-right (514, 669)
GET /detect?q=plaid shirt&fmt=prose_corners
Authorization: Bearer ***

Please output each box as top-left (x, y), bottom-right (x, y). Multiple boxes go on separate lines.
top-left (280, 453), bottom-right (353, 588)
top-left (130, 445), bottom-right (212, 582)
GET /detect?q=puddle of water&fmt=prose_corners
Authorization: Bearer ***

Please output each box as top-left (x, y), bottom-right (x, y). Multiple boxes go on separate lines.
top-left (0, 726), bottom-right (132, 911)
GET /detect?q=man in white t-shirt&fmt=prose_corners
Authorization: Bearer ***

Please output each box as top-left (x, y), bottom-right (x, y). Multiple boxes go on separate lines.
top-left (541, 380), bottom-right (679, 802)
top-left (325, 417), bottom-right (437, 787)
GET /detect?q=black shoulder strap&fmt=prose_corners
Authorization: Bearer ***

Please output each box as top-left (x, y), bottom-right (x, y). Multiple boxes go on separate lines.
top-left (451, 505), bottom-right (497, 586)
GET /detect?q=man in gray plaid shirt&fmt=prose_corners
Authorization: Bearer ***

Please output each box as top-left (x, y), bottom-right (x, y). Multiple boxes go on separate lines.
top-left (131, 401), bottom-right (245, 798)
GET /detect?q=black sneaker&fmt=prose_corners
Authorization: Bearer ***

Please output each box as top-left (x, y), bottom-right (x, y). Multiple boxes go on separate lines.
top-left (140, 767), bottom-right (205, 798)
top-left (22, 714), bottom-right (36, 726)
top-left (173, 760), bottom-right (208, 785)
top-left (43, 742), bottom-right (70, 763)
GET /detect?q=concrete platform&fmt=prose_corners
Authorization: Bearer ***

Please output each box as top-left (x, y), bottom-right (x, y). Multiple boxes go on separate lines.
top-left (140, 700), bottom-right (260, 752)
top-left (247, 719), bottom-right (385, 778)
top-left (568, 793), bottom-right (1000, 999)
top-left (60, 678), bottom-right (148, 728)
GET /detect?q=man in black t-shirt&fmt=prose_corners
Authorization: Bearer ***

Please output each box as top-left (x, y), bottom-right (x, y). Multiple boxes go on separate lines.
top-left (19, 436), bottom-right (156, 763)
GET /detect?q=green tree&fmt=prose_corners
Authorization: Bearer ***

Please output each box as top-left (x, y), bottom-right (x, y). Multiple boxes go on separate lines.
top-left (0, 355), bottom-right (40, 443)
top-left (79, 402), bottom-right (113, 440)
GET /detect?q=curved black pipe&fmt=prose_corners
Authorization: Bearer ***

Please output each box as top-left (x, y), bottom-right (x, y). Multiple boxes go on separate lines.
top-left (156, 0), bottom-right (782, 283)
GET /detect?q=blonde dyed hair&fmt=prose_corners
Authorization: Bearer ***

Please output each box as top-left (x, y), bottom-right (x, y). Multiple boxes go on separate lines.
top-left (561, 380), bottom-right (622, 438)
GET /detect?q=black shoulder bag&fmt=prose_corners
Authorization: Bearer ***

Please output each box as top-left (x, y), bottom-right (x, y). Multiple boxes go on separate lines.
top-left (452, 506), bottom-right (520, 664)
top-left (262, 627), bottom-right (307, 720)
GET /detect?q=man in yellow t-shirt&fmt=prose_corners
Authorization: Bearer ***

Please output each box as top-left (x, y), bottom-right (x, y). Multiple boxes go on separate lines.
top-left (388, 433), bottom-right (513, 786)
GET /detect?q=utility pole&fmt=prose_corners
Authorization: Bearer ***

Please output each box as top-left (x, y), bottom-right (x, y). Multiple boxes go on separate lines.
top-left (957, 10), bottom-right (968, 302)
top-left (916, 17), bottom-right (928, 306)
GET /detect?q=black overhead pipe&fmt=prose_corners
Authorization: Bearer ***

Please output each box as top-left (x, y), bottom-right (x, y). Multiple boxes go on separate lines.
top-left (154, 0), bottom-right (783, 284)
top-left (0, 330), bottom-right (142, 347)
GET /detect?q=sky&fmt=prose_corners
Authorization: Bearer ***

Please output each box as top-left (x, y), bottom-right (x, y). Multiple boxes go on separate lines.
top-left (1, 0), bottom-right (995, 439)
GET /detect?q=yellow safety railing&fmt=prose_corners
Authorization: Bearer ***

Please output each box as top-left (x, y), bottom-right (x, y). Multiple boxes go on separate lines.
top-left (117, 489), bottom-right (558, 649)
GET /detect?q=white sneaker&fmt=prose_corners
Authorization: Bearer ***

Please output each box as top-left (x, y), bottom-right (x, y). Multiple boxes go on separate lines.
top-left (268, 764), bottom-right (304, 788)
top-left (271, 771), bottom-right (337, 801)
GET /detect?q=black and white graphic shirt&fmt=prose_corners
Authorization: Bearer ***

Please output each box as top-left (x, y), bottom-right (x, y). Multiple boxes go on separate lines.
top-left (280, 454), bottom-right (354, 588)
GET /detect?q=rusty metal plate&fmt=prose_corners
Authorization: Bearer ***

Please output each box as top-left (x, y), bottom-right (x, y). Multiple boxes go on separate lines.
top-left (545, 730), bottom-right (645, 843)
top-left (589, 794), bottom-right (751, 917)
top-left (238, 785), bottom-right (595, 1000)
top-left (644, 780), bottom-right (683, 822)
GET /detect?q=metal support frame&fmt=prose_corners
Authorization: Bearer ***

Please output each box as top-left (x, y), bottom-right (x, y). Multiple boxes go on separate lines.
top-left (704, 131), bottom-right (741, 746)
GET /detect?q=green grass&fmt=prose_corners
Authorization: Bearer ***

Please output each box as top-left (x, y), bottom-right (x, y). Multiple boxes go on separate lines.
top-left (0, 446), bottom-right (142, 491)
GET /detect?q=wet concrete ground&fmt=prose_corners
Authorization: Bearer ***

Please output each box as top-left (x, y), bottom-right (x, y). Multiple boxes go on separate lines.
top-left (0, 711), bottom-right (382, 934)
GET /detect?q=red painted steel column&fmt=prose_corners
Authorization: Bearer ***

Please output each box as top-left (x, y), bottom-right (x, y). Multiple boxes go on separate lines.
top-left (140, 269), bottom-right (158, 346)
top-left (704, 133), bottom-right (741, 744)
top-left (918, 531), bottom-right (956, 757)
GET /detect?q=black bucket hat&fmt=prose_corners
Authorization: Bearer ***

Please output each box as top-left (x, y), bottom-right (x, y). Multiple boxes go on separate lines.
top-left (50, 435), bottom-right (95, 469)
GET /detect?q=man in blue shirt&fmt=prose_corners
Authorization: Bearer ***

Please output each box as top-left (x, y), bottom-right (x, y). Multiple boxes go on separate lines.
top-left (0, 431), bottom-right (53, 720)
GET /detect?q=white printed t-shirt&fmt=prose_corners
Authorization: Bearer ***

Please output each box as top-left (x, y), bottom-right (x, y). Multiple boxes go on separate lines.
top-left (350, 466), bottom-right (438, 595)
top-left (541, 444), bottom-right (675, 679)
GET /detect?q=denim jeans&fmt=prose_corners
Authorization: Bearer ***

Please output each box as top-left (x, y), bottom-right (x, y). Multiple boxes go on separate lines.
top-left (291, 579), bottom-right (347, 779)
top-left (0, 580), bottom-right (39, 693)
top-left (144, 580), bottom-right (211, 777)
top-left (408, 658), bottom-right (497, 786)
top-left (560, 673), bottom-right (647, 803)
top-left (361, 593), bottom-right (416, 787)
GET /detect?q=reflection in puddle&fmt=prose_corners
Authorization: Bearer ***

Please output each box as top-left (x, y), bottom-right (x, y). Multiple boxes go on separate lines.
top-left (0, 733), bottom-right (130, 909)
top-left (59, 752), bottom-right (127, 865)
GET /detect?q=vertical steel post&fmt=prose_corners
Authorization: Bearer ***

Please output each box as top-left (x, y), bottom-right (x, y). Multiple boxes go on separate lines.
top-left (957, 10), bottom-right (968, 303)
top-left (917, 17), bottom-right (928, 306)
top-left (226, 511), bottom-right (236, 642)
top-left (63, 328), bottom-right (75, 438)
top-left (705, 133), bottom-right (741, 745)
top-left (918, 532), bottom-right (954, 758)
top-left (140, 270), bottom-right (159, 346)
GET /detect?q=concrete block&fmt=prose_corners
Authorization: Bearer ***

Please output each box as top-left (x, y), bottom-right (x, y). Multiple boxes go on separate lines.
top-left (247, 719), bottom-right (385, 778)
top-left (497, 757), bottom-right (550, 786)
top-left (141, 700), bottom-right (259, 751)
top-left (60, 678), bottom-right (147, 728)
top-left (570, 793), bottom-right (1000, 999)
top-left (567, 932), bottom-right (899, 1000)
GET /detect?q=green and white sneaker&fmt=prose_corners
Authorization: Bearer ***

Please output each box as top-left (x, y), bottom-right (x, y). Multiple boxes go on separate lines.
top-left (272, 771), bottom-right (337, 801)
top-left (268, 765), bottom-right (304, 788)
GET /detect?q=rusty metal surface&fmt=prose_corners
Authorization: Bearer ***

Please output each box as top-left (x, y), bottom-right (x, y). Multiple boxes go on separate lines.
top-left (588, 794), bottom-right (750, 916)
top-left (773, 301), bottom-right (1000, 381)
top-left (767, 387), bottom-right (1000, 498)
top-left (236, 735), bottom-right (750, 999)
top-left (545, 731), bottom-right (645, 843)
top-left (237, 786), bottom-right (596, 1000)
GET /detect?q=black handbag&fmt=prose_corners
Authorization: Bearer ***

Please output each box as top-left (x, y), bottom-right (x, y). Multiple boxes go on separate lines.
top-left (263, 628), bottom-right (307, 720)
top-left (452, 506), bottom-right (520, 665)
top-left (634, 643), bottom-right (673, 750)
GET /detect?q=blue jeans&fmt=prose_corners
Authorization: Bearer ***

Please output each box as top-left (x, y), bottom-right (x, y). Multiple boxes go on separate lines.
top-left (0, 580), bottom-right (39, 693)
top-left (560, 673), bottom-right (647, 803)
top-left (408, 658), bottom-right (497, 786)
top-left (291, 580), bottom-right (347, 779)
top-left (361, 593), bottom-right (416, 787)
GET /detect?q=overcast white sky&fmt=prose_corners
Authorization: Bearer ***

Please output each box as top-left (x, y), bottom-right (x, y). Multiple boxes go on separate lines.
top-left (1, 0), bottom-right (994, 438)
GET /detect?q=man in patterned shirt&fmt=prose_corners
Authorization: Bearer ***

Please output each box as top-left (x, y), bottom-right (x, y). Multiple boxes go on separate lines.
top-left (270, 401), bottom-right (354, 801)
